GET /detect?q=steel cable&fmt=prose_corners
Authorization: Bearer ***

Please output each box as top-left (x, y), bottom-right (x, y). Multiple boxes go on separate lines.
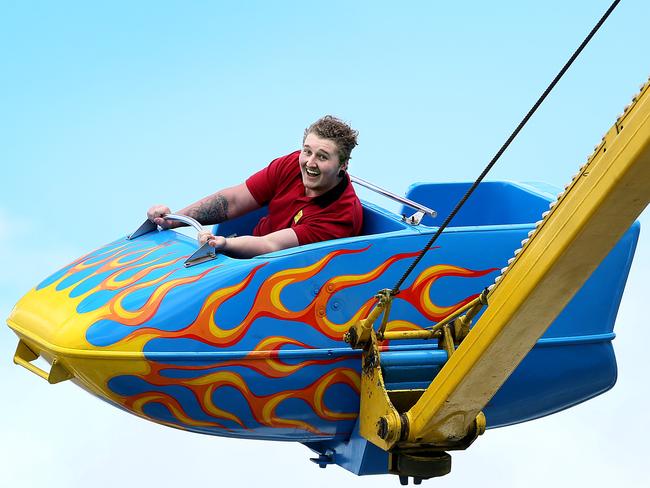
top-left (390, 0), bottom-right (621, 295)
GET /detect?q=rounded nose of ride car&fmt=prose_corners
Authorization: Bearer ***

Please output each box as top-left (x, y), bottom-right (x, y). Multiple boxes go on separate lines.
top-left (6, 231), bottom-right (217, 385)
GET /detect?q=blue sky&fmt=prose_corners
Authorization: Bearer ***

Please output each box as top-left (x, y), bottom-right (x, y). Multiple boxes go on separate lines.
top-left (1, 1), bottom-right (648, 486)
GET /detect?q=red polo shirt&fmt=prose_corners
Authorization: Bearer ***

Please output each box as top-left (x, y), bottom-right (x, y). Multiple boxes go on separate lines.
top-left (245, 151), bottom-right (363, 246)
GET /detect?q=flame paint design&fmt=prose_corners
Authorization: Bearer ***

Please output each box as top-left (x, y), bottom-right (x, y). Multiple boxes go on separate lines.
top-left (105, 247), bottom-right (417, 347)
top-left (121, 365), bottom-right (360, 435)
top-left (22, 236), bottom-right (496, 440)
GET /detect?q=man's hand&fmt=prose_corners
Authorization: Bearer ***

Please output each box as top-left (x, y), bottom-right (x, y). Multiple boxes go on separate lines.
top-left (198, 230), bottom-right (227, 250)
top-left (196, 228), bottom-right (298, 258)
top-left (147, 205), bottom-right (175, 229)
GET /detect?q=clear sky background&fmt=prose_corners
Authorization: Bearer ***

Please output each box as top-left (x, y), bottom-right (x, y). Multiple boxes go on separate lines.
top-left (1, 1), bottom-right (648, 486)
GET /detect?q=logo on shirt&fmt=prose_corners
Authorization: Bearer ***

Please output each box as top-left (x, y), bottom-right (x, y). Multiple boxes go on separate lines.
top-left (293, 209), bottom-right (303, 224)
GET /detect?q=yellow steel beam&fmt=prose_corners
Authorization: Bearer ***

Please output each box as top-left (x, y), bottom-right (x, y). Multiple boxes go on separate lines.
top-left (402, 79), bottom-right (650, 446)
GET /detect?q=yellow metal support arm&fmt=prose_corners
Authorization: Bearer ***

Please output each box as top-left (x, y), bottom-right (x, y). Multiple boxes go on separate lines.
top-left (402, 79), bottom-right (650, 445)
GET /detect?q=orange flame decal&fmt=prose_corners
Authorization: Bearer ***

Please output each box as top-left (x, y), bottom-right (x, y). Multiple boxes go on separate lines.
top-left (121, 363), bottom-right (360, 434)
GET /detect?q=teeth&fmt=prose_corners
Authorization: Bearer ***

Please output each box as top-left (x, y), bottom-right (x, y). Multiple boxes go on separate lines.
top-left (306, 168), bottom-right (320, 176)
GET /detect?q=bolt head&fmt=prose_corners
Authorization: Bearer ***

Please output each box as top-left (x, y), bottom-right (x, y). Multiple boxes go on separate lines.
top-left (377, 417), bottom-right (389, 439)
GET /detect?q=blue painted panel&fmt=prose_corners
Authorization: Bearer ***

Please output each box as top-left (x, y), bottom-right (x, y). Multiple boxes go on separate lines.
top-left (403, 181), bottom-right (553, 227)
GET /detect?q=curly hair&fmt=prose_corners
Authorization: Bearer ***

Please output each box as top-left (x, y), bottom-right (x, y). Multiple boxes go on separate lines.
top-left (303, 115), bottom-right (359, 164)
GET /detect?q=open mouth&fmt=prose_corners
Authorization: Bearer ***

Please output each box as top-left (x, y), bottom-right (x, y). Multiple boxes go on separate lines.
top-left (305, 167), bottom-right (320, 177)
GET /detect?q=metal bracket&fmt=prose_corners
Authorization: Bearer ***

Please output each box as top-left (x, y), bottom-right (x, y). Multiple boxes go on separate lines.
top-left (309, 450), bottom-right (335, 468)
top-left (358, 329), bottom-right (403, 451)
top-left (185, 242), bottom-right (217, 267)
top-left (402, 211), bottom-right (426, 226)
top-left (13, 340), bottom-right (72, 384)
top-left (128, 219), bottom-right (157, 240)
top-left (349, 288), bottom-right (489, 481)
top-left (344, 289), bottom-right (393, 349)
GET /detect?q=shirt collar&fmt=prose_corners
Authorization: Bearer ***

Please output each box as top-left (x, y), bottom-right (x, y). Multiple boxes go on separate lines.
top-left (314, 175), bottom-right (349, 208)
top-left (295, 168), bottom-right (350, 207)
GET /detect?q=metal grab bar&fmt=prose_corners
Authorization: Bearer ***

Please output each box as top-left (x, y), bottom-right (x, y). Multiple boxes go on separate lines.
top-left (160, 213), bottom-right (204, 232)
top-left (349, 175), bottom-right (437, 225)
top-left (128, 213), bottom-right (203, 238)
top-left (127, 213), bottom-right (217, 267)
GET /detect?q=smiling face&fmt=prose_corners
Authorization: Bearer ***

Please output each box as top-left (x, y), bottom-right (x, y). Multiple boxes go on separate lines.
top-left (299, 132), bottom-right (347, 197)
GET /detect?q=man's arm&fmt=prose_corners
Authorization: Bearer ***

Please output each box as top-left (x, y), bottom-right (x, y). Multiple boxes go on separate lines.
top-left (198, 227), bottom-right (299, 258)
top-left (148, 183), bottom-right (260, 228)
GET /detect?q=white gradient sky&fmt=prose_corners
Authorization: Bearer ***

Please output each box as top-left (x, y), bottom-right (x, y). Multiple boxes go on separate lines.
top-left (1, 1), bottom-right (648, 487)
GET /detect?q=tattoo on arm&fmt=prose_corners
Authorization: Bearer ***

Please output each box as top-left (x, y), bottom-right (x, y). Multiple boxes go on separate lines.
top-left (188, 194), bottom-right (229, 225)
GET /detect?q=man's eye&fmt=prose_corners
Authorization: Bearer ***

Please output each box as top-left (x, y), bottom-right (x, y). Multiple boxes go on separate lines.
top-left (318, 154), bottom-right (327, 161)
top-left (303, 149), bottom-right (311, 155)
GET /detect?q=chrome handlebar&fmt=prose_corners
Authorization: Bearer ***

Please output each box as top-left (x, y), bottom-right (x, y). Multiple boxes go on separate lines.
top-left (349, 175), bottom-right (436, 225)
top-left (127, 213), bottom-right (217, 267)
top-left (161, 213), bottom-right (204, 232)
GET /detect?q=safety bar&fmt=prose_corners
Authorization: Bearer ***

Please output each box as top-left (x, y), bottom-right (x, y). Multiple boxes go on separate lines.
top-left (350, 175), bottom-right (437, 225)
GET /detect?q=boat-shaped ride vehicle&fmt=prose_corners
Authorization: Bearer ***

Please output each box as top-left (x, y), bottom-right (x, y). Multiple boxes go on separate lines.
top-left (7, 178), bottom-right (639, 475)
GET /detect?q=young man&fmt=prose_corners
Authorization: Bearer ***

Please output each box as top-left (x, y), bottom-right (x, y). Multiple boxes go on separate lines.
top-left (147, 116), bottom-right (363, 258)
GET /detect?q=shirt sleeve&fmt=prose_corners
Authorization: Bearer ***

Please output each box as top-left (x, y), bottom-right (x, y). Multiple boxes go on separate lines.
top-left (245, 165), bottom-right (274, 206)
top-left (245, 152), bottom-right (298, 206)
